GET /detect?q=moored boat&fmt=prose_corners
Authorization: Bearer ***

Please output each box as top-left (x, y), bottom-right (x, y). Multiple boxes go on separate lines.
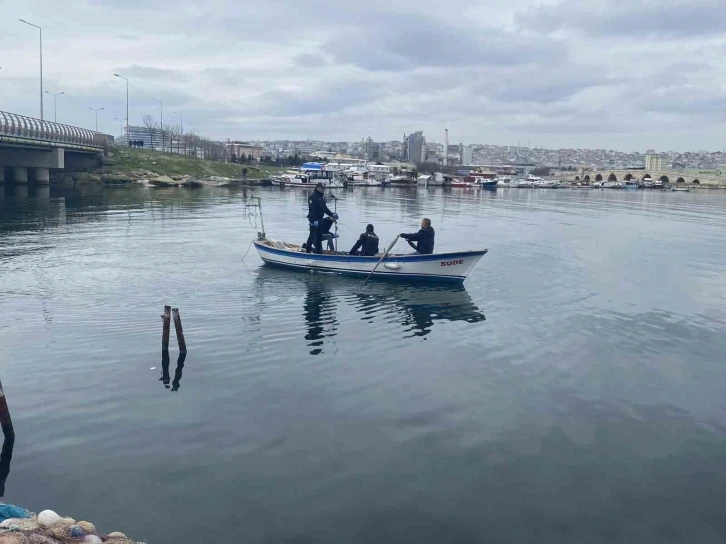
top-left (253, 239), bottom-right (487, 284)
top-left (271, 172), bottom-right (343, 189)
top-left (534, 180), bottom-right (560, 188)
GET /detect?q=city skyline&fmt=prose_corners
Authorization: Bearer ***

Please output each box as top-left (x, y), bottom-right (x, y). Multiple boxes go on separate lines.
top-left (2, 0), bottom-right (725, 151)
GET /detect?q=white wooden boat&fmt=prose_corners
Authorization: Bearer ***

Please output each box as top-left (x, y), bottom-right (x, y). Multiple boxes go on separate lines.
top-left (271, 173), bottom-right (342, 189)
top-left (253, 239), bottom-right (487, 284)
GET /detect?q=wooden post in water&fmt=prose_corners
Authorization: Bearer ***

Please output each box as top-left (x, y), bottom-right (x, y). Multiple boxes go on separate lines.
top-left (0, 379), bottom-right (14, 439)
top-left (172, 308), bottom-right (187, 354)
top-left (161, 305), bottom-right (171, 351)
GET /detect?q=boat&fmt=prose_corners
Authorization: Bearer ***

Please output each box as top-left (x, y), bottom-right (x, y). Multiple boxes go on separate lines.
top-left (516, 179), bottom-right (535, 188)
top-left (534, 180), bottom-right (560, 188)
top-left (389, 175), bottom-right (416, 187)
top-left (448, 177), bottom-right (473, 188)
top-left (654, 180), bottom-right (663, 190)
top-left (496, 177), bottom-right (513, 187)
top-left (253, 239), bottom-right (487, 284)
top-left (671, 187), bottom-right (690, 192)
top-left (473, 178), bottom-right (498, 189)
top-left (271, 171), bottom-right (342, 189)
top-left (642, 181), bottom-right (655, 189)
top-left (624, 180), bottom-right (639, 190)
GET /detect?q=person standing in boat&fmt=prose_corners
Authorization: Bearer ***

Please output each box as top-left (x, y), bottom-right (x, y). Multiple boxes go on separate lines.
top-left (401, 218), bottom-right (435, 254)
top-left (306, 182), bottom-right (336, 254)
top-left (349, 224), bottom-right (380, 256)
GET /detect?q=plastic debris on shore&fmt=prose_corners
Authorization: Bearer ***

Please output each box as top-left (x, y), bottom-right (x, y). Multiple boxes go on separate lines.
top-left (0, 506), bottom-right (143, 543)
top-left (0, 505), bottom-right (30, 523)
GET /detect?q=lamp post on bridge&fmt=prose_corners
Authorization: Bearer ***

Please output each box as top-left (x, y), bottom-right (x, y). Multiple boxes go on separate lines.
top-left (89, 107), bottom-right (104, 132)
top-left (44, 91), bottom-right (64, 123)
top-left (150, 98), bottom-right (163, 152)
top-left (113, 73), bottom-right (129, 145)
top-left (173, 111), bottom-right (183, 155)
top-left (19, 19), bottom-right (43, 121)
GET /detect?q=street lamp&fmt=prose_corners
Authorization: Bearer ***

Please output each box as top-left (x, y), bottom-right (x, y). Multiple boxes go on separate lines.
top-left (19, 19), bottom-right (43, 120)
top-left (150, 98), bottom-right (163, 151)
top-left (173, 111), bottom-right (183, 154)
top-left (44, 91), bottom-right (64, 123)
top-left (113, 117), bottom-right (126, 139)
top-left (89, 107), bottom-right (104, 132)
top-left (113, 73), bottom-right (129, 144)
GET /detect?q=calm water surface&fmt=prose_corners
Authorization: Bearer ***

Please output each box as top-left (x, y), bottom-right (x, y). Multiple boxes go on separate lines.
top-left (2, 183), bottom-right (726, 543)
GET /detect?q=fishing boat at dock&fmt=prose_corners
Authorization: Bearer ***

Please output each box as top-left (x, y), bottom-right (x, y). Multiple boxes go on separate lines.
top-left (253, 239), bottom-right (487, 284)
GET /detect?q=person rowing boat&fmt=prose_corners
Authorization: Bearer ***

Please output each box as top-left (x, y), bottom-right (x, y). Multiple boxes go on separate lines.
top-left (400, 218), bottom-right (435, 254)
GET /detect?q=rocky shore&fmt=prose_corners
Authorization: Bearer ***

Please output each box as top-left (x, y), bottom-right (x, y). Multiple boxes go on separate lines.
top-left (0, 505), bottom-right (143, 543)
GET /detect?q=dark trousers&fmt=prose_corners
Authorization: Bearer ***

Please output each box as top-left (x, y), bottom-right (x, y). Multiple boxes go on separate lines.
top-left (305, 224), bottom-right (324, 254)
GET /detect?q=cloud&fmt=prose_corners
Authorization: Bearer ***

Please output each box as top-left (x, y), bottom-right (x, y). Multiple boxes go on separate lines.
top-left (0, 0), bottom-right (725, 151)
top-left (328, 14), bottom-right (566, 71)
top-left (517, 0), bottom-right (726, 38)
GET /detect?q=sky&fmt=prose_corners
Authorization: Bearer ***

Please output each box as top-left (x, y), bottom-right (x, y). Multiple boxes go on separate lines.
top-left (1, 0), bottom-right (725, 151)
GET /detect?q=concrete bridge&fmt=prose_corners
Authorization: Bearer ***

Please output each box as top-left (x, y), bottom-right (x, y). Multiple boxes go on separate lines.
top-left (0, 111), bottom-right (106, 185)
top-left (565, 168), bottom-right (726, 187)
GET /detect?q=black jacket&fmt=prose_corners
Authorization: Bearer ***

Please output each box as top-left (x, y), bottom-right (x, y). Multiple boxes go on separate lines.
top-left (307, 191), bottom-right (334, 223)
top-left (401, 226), bottom-right (435, 254)
top-left (322, 217), bottom-right (334, 235)
top-left (350, 232), bottom-right (380, 256)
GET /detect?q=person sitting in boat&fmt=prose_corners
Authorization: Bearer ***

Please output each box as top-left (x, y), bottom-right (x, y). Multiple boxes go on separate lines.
top-left (401, 218), bottom-right (435, 254)
top-left (349, 224), bottom-right (380, 256)
top-left (306, 182), bottom-right (336, 254)
top-left (321, 215), bottom-right (339, 252)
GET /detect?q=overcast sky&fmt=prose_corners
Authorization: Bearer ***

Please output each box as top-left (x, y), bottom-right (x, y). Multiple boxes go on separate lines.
top-left (1, 0), bottom-right (724, 151)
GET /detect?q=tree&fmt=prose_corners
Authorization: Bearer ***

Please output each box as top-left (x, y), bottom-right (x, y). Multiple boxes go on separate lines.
top-left (247, 153), bottom-right (253, 163)
top-left (142, 114), bottom-right (157, 151)
top-left (531, 166), bottom-right (551, 176)
top-left (165, 124), bottom-right (181, 154)
top-left (231, 153), bottom-right (238, 163)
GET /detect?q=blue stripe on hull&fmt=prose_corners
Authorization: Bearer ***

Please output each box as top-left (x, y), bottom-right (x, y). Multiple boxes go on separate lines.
top-left (254, 242), bottom-right (487, 263)
top-left (260, 258), bottom-right (465, 284)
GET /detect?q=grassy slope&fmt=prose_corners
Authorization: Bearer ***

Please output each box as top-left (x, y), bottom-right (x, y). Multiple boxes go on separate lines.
top-left (104, 147), bottom-right (284, 178)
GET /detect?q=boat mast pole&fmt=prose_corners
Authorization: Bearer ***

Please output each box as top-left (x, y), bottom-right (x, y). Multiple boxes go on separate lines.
top-left (333, 194), bottom-right (338, 252)
top-left (257, 196), bottom-right (266, 239)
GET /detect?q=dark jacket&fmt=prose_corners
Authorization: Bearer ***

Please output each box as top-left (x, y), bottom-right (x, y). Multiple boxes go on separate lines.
top-left (350, 232), bottom-right (380, 256)
top-left (401, 226), bottom-right (435, 254)
top-left (307, 190), bottom-right (333, 223)
top-left (321, 217), bottom-right (334, 235)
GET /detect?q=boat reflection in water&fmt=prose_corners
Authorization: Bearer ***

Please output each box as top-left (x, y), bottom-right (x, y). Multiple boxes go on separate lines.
top-left (255, 268), bottom-right (486, 355)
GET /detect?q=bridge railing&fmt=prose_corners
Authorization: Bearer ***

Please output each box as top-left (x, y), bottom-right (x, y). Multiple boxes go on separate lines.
top-left (0, 111), bottom-right (106, 150)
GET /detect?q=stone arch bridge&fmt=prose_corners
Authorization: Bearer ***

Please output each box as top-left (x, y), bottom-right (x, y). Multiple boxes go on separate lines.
top-left (564, 169), bottom-right (725, 187)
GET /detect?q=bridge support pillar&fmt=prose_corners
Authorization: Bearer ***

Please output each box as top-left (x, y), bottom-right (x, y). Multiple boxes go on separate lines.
top-left (35, 167), bottom-right (50, 185)
top-left (12, 167), bottom-right (28, 184)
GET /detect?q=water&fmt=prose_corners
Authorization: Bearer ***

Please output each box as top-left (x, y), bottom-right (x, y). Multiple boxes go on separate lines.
top-left (2, 183), bottom-right (726, 543)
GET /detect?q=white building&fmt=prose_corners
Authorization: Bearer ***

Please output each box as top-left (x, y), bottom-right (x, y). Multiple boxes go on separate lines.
top-left (645, 154), bottom-right (664, 171)
top-left (460, 144), bottom-right (474, 165)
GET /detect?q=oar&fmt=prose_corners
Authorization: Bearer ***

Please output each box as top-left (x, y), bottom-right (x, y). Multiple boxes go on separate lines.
top-left (362, 235), bottom-right (399, 287)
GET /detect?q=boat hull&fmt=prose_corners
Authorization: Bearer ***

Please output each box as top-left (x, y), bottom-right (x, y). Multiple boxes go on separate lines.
top-left (253, 241), bottom-right (487, 284)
